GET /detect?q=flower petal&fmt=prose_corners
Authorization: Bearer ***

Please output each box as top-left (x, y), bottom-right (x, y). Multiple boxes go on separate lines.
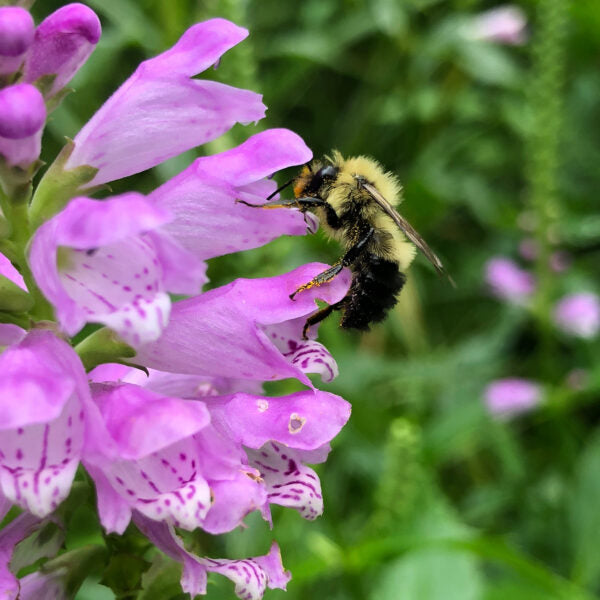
top-left (134, 263), bottom-right (351, 385)
top-left (134, 515), bottom-right (289, 600)
top-left (29, 194), bottom-right (173, 342)
top-left (208, 390), bottom-right (351, 451)
top-left (201, 471), bottom-right (266, 535)
top-left (91, 383), bottom-right (210, 460)
top-left (0, 331), bottom-right (90, 516)
top-left (86, 382), bottom-right (213, 530)
top-left (66, 19), bottom-right (265, 186)
top-left (248, 444), bottom-right (323, 520)
top-left (0, 251), bottom-right (26, 291)
top-left (150, 129), bottom-right (312, 261)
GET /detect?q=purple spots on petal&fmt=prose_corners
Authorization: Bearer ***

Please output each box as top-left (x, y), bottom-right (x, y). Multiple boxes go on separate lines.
top-left (179, 453), bottom-right (187, 461)
top-left (123, 285), bottom-right (132, 292)
top-left (126, 489), bottom-right (136, 496)
top-left (22, 481), bottom-right (28, 488)
top-left (15, 449), bottom-right (23, 460)
top-left (164, 499), bottom-right (171, 506)
top-left (116, 476), bottom-right (124, 485)
top-left (17, 428), bottom-right (23, 435)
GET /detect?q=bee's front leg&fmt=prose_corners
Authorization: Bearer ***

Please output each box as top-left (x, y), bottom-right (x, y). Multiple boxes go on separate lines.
top-left (235, 197), bottom-right (326, 211)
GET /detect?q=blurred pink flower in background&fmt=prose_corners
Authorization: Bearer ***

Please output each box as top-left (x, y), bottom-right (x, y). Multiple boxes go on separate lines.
top-left (468, 5), bottom-right (528, 45)
top-left (485, 257), bottom-right (535, 304)
top-left (553, 292), bottom-right (600, 338)
top-left (484, 378), bottom-right (542, 417)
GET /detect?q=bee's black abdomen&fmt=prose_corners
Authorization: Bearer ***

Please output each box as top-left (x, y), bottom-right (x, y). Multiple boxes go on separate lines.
top-left (340, 254), bottom-right (406, 330)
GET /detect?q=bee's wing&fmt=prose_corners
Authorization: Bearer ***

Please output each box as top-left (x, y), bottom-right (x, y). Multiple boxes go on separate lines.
top-left (362, 182), bottom-right (454, 284)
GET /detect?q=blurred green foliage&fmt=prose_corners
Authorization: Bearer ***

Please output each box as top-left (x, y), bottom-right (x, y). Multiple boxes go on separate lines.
top-left (25, 0), bottom-right (600, 598)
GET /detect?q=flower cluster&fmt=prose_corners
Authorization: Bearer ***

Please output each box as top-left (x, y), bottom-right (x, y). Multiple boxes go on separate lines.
top-left (0, 5), bottom-right (351, 598)
top-left (482, 230), bottom-right (599, 417)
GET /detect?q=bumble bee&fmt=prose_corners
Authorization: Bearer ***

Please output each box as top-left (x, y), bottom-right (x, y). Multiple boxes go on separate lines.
top-left (238, 151), bottom-right (452, 339)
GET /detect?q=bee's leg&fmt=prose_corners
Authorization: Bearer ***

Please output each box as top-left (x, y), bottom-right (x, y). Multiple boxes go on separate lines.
top-left (290, 262), bottom-right (343, 300)
top-left (235, 197), bottom-right (327, 211)
top-left (302, 300), bottom-right (345, 340)
top-left (290, 228), bottom-right (374, 300)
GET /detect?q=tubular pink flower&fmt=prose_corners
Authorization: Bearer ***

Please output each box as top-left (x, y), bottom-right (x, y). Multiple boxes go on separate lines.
top-left (484, 378), bottom-right (542, 417)
top-left (150, 129), bottom-right (315, 260)
top-left (134, 263), bottom-right (352, 386)
top-left (65, 18), bottom-right (266, 186)
top-left (83, 371), bottom-right (349, 534)
top-left (0, 84), bottom-right (46, 167)
top-left (0, 331), bottom-right (96, 516)
top-left (135, 517), bottom-right (290, 600)
top-left (0, 7), bottom-right (34, 75)
top-left (553, 292), bottom-right (600, 339)
top-left (23, 3), bottom-right (101, 98)
top-left (28, 193), bottom-right (203, 345)
top-left (485, 256), bottom-right (535, 304)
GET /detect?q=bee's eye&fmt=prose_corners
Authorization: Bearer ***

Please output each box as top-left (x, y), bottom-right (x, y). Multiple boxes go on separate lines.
top-left (317, 165), bottom-right (337, 179)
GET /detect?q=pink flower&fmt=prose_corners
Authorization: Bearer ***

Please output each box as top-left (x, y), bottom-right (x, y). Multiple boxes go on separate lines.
top-left (553, 293), bottom-right (600, 338)
top-left (468, 5), bottom-right (527, 45)
top-left (134, 263), bottom-right (351, 385)
top-left (64, 18), bottom-right (266, 187)
top-left (0, 9), bottom-right (351, 598)
top-left (0, 330), bottom-right (101, 516)
top-left (484, 378), bottom-right (542, 416)
top-left (485, 256), bottom-right (535, 304)
top-left (29, 193), bottom-right (189, 346)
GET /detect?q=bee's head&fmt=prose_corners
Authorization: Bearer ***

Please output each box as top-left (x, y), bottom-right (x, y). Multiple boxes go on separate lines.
top-left (293, 161), bottom-right (339, 199)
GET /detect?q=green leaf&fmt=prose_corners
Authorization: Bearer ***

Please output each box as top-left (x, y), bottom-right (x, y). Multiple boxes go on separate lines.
top-left (138, 553), bottom-right (185, 600)
top-left (371, 547), bottom-right (483, 600)
top-left (568, 430), bottom-right (600, 587)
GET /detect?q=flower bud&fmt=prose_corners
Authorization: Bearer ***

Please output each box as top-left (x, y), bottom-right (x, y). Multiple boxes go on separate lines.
top-left (0, 7), bottom-right (34, 76)
top-left (23, 3), bottom-right (101, 98)
top-left (0, 83), bottom-right (46, 167)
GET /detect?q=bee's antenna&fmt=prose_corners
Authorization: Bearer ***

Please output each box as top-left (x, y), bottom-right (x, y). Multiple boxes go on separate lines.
top-left (266, 177), bottom-right (296, 201)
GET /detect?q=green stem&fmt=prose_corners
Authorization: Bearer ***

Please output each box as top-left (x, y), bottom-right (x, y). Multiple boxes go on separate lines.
top-left (1, 179), bottom-right (54, 321)
top-left (525, 0), bottom-right (568, 380)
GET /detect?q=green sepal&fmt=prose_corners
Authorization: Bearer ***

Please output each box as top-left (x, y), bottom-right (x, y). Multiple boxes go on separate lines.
top-left (0, 273), bottom-right (33, 312)
top-left (33, 74), bottom-right (75, 113)
top-left (0, 155), bottom-right (44, 200)
top-left (0, 310), bottom-right (30, 329)
top-left (75, 326), bottom-right (138, 372)
top-left (35, 545), bottom-right (108, 598)
top-left (46, 86), bottom-right (74, 114)
top-left (29, 139), bottom-right (99, 230)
